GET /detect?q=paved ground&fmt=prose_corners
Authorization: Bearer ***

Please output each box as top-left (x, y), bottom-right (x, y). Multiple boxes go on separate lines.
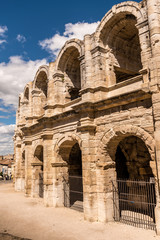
top-left (0, 182), bottom-right (160, 240)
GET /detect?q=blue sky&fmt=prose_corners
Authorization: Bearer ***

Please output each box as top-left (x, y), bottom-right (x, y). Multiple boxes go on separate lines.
top-left (0, 0), bottom-right (139, 155)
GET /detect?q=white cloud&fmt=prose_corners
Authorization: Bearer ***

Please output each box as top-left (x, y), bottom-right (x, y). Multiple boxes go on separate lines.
top-left (0, 108), bottom-right (9, 113)
top-left (0, 25), bottom-right (8, 37)
top-left (0, 124), bottom-right (15, 155)
top-left (0, 26), bottom-right (8, 46)
top-left (0, 116), bottom-right (9, 119)
top-left (39, 21), bottom-right (100, 57)
top-left (0, 56), bottom-right (47, 109)
top-left (0, 40), bottom-right (7, 45)
top-left (16, 34), bottom-right (26, 43)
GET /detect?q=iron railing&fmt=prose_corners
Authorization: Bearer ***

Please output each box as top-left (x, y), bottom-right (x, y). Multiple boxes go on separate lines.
top-left (112, 179), bottom-right (156, 230)
top-left (63, 175), bottom-right (83, 212)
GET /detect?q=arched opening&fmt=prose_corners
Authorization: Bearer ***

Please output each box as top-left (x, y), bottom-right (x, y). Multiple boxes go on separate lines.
top-left (58, 141), bottom-right (83, 211)
top-left (35, 71), bottom-right (47, 97)
top-left (58, 47), bottom-right (81, 100)
top-left (32, 145), bottom-right (44, 198)
top-left (68, 143), bottom-right (83, 208)
top-left (101, 13), bottom-right (142, 83)
top-left (116, 136), bottom-right (154, 180)
top-left (21, 150), bottom-right (25, 190)
top-left (22, 150), bottom-right (25, 174)
top-left (114, 136), bottom-right (156, 228)
top-left (33, 71), bottom-right (48, 117)
top-left (18, 96), bottom-right (21, 108)
top-left (24, 88), bottom-right (29, 100)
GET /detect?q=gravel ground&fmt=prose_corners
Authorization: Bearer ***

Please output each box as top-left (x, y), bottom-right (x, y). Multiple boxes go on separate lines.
top-left (0, 182), bottom-right (160, 240)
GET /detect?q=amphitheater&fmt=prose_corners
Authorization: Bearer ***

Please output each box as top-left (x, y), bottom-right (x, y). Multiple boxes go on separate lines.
top-left (14, 0), bottom-right (160, 233)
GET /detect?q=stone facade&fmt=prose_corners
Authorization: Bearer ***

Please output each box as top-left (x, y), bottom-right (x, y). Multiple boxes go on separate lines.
top-left (14, 0), bottom-right (160, 233)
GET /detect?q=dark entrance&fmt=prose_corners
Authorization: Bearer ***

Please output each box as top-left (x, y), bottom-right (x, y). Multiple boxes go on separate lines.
top-left (34, 145), bottom-right (44, 198)
top-left (64, 143), bottom-right (83, 211)
top-left (112, 136), bottom-right (156, 230)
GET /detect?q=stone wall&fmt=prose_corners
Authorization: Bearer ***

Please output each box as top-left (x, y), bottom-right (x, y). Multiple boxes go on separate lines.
top-left (13, 0), bottom-right (160, 233)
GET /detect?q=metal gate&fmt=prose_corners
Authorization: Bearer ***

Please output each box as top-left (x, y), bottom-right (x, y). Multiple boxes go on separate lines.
top-left (112, 179), bottom-right (156, 230)
top-left (39, 172), bottom-right (43, 198)
top-left (63, 175), bottom-right (83, 212)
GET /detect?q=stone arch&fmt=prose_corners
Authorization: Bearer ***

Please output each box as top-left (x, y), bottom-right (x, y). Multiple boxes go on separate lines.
top-left (21, 149), bottom-right (25, 181)
top-left (32, 144), bottom-right (44, 198)
top-left (56, 39), bottom-right (83, 100)
top-left (54, 133), bottom-right (83, 210)
top-left (33, 65), bottom-right (49, 97)
top-left (23, 86), bottom-right (29, 101)
top-left (55, 133), bottom-right (82, 155)
top-left (32, 66), bottom-right (49, 117)
top-left (100, 125), bottom-right (156, 178)
top-left (18, 93), bottom-right (23, 108)
top-left (32, 139), bottom-right (44, 162)
top-left (22, 149), bottom-right (25, 162)
top-left (56, 39), bottom-right (84, 70)
top-left (18, 95), bottom-right (21, 108)
top-left (95, 2), bottom-right (144, 41)
top-left (33, 139), bottom-right (43, 153)
top-left (34, 145), bottom-right (43, 161)
top-left (95, 2), bottom-right (144, 84)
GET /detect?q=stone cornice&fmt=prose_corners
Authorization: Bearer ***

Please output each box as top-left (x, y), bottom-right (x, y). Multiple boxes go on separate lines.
top-left (90, 46), bottom-right (108, 55)
top-left (44, 104), bottom-right (64, 110)
top-left (16, 143), bottom-right (21, 148)
top-left (136, 19), bottom-right (148, 30)
top-left (31, 89), bottom-right (41, 95)
top-left (52, 72), bottom-right (64, 79)
top-left (78, 55), bottom-right (85, 61)
top-left (41, 131), bottom-right (53, 140)
top-left (80, 86), bottom-right (108, 95)
top-left (77, 124), bottom-right (96, 132)
top-left (20, 87), bottom-right (151, 134)
top-left (23, 139), bottom-right (32, 145)
top-left (51, 162), bottom-right (68, 167)
top-left (21, 100), bottom-right (29, 105)
top-left (94, 90), bottom-right (151, 111)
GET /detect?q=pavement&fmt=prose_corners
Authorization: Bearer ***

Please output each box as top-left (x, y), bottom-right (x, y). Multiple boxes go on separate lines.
top-left (0, 182), bottom-right (160, 240)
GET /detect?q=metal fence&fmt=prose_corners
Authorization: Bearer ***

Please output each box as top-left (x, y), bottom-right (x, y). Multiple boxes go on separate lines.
top-left (39, 172), bottom-right (43, 198)
top-left (112, 179), bottom-right (156, 230)
top-left (63, 175), bottom-right (83, 212)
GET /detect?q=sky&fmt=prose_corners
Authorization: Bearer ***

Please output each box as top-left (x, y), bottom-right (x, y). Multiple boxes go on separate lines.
top-left (0, 0), bottom-right (139, 155)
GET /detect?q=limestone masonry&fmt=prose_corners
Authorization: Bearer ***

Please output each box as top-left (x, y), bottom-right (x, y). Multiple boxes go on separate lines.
top-left (14, 0), bottom-right (160, 233)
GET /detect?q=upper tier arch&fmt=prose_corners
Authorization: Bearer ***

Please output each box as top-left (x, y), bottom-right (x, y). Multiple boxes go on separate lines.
top-left (95, 1), bottom-right (144, 44)
top-left (33, 65), bottom-right (49, 97)
top-left (55, 38), bottom-right (84, 71)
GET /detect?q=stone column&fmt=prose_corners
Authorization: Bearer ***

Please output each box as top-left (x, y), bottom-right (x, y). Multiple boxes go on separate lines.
top-left (51, 162), bottom-right (68, 207)
top-left (44, 72), bottom-right (65, 115)
top-left (147, 0), bottom-right (160, 57)
top-left (14, 144), bottom-right (22, 191)
top-left (137, 21), bottom-right (152, 69)
top-left (42, 133), bottom-right (54, 207)
top-left (96, 154), bottom-right (116, 222)
top-left (83, 34), bottom-right (93, 89)
top-left (146, 0), bottom-right (160, 233)
top-left (20, 148), bottom-right (25, 191)
top-left (82, 131), bottom-right (98, 221)
top-left (24, 141), bottom-right (33, 197)
top-left (151, 90), bottom-right (160, 234)
top-left (31, 163), bottom-right (42, 198)
top-left (32, 89), bottom-right (44, 119)
top-left (90, 47), bottom-right (107, 88)
top-left (77, 111), bottom-right (98, 221)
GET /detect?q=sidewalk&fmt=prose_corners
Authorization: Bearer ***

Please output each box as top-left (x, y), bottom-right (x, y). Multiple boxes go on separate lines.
top-left (0, 182), bottom-right (160, 240)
